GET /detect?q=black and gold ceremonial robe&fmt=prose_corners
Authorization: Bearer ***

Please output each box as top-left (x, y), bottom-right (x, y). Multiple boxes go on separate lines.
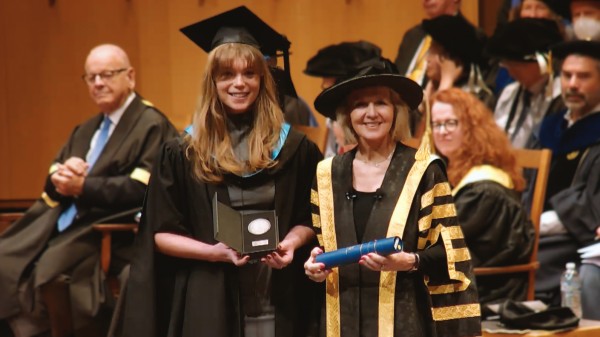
top-left (452, 165), bottom-right (534, 306)
top-left (312, 143), bottom-right (481, 337)
top-left (120, 129), bottom-right (323, 337)
top-left (0, 94), bottom-right (178, 335)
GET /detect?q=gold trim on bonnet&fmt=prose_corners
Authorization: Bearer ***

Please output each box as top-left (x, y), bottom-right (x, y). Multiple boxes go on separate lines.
top-left (316, 158), bottom-right (341, 337)
top-left (41, 192), bottom-right (59, 208)
top-left (130, 168), bottom-right (151, 185)
top-left (452, 165), bottom-right (513, 196)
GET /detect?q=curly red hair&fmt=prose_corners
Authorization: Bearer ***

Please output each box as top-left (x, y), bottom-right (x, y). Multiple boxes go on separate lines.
top-left (431, 88), bottom-right (525, 191)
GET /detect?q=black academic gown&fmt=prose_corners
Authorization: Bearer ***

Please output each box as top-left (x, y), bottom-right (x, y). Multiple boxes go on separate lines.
top-left (394, 24), bottom-right (427, 79)
top-left (0, 94), bottom-right (178, 334)
top-left (532, 110), bottom-right (600, 299)
top-left (312, 144), bottom-right (481, 337)
top-left (452, 168), bottom-right (534, 306)
top-left (120, 129), bottom-right (323, 337)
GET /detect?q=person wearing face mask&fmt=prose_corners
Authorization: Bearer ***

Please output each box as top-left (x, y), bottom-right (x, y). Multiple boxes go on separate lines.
top-left (117, 7), bottom-right (323, 337)
top-left (304, 58), bottom-right (481, 337)
top-left (430, 88), bottom-right (534, 308)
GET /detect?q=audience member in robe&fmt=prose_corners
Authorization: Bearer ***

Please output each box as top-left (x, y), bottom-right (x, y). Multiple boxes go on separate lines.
top-left (529, 21), bottom-right (600, 318)
top-left (431, 88), bottom-right (534, 306)
top-left (518, 0), bottom-right (574, 39)
top-left (266, 56), bottom-right (317, 127)
top-left (571, 0), bottom-right (600, 40)
top-left (394, 0), bottom-right (463, 86)
top-left (568, 0), bottom-right (600, 320)
top-left (119, 7), bottom-right (323, 337)
top-left (304, 58), bottom-right (481, 337)
top-left (422, 14), bottom-right (495, 110)
top-left (304, 40), bottom-right (383, 157)
top-left (571, 0), bottom-right (600, 22)
top-left (0, 44), bottom-right (178, 337)
top-left (486, 18), bottom-right (565, 148)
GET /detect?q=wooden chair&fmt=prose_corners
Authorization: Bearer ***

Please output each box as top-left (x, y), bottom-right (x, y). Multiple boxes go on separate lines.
top-left (91, 209), bottom-right (140, 296)
top-left (0, 212), bottom-right (24, 234)
top-left (93, 223), bottom-right (139, 275)
top-left (474, 148), bottom-right (552, 300)
top-left (292, 124), bottom-right (329, 154)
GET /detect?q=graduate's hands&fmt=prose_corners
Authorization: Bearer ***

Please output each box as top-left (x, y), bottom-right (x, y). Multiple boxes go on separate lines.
top-left (359, 251), bottom-right (416, 272)
top-left (262, 239), bottom-right (294, 269)
top-left (212, 242), bottom-right (250, 266)
top-left (304, 247), bottom-right (330, 282)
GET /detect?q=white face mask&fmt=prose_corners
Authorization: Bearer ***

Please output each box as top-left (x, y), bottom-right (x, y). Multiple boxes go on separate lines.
top-left (573, 17), bottom-right (600, 40)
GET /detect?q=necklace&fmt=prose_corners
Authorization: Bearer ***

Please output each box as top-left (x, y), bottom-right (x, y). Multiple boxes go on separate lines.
top-left (355, 146), bottom-right (395, 167)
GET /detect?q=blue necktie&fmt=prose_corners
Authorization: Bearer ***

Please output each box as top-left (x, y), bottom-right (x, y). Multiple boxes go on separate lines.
top-left (57, 115), bottom-right (111, 231)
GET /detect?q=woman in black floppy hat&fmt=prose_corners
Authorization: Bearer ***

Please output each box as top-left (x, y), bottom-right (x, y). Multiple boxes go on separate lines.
top-left (304, 58), bottom-right (481, 337)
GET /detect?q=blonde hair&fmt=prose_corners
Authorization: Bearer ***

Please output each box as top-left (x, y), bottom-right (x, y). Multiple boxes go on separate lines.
top-left (186, 43), bottom-right (284, 183)
top-left (335, 87), bottom-right (411, 145)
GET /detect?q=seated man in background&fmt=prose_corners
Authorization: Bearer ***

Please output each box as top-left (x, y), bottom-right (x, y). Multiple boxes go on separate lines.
top-left (486, 18), bottom-right (565, 149)
top-left (529, 27), bottom-right (600, 316)
top-left (0, 44), bottom-right (178, 337)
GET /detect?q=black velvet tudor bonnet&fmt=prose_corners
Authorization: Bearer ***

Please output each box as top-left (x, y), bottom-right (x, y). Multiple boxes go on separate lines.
top-left (485, 18), bottom-right (563, 62)
top-left (313, 58), bottom-right (423, 120)
top-left (422, 14), bottom-right (486, 67)
top-left (304, 40), bottom-right (383, 82)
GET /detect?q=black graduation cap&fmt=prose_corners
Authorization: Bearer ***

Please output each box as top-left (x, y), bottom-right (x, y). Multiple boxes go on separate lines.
top-left (552, 39), bottom-right (600, 60)
top-left (422, 15), bottom-right (486, 67)
top-left (486, 18), bottom-right (563, 61)
top-left (304, 41), bottom-right (382, 81)
top-left (180, 6), bottom-right (290, 57)
top-left (180, 6), bottom-right (296, 98)
top-left (536, 0), bottom-right (571, 19)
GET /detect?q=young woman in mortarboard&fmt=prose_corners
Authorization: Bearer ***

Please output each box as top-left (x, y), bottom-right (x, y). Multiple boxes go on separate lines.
top-left (303, 58), bottom-right (481, 337)
top-left (118, 7), bottom-right (323, 337)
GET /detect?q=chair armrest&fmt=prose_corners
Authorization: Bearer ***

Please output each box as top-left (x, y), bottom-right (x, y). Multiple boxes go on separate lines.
top-left (93, 223), bottom-right (139, 273)
top-left (0, 212), bottom-right (24, 234)
top-left (474, 261), bottom-right (540, 276)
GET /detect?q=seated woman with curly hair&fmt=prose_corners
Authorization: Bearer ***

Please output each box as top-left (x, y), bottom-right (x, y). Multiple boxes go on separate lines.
top-left (430, 88), bottom-right (535, 306)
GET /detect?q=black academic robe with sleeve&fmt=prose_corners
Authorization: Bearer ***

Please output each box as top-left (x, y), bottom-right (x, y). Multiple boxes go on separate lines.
top-left (452, 166), bottom-right (534, 305)
top-left (120, 130), bottom-right (323, 337)
top-left (312, 144), bottom-right (481, 337)
top-left (533, 110), bottom-right (600, 299)
top-left (0, 94), bottom-right (178, 334)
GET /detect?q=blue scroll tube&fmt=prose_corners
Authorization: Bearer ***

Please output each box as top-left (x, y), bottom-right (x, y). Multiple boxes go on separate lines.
top-left (315, 236), bottom-right (403, 269)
